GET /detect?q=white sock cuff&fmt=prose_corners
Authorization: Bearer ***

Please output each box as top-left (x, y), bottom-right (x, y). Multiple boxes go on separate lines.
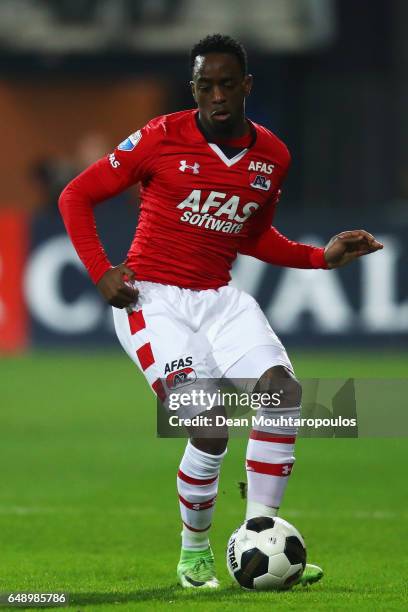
top-left (246, 438), bottom-right (295, 464)
top-left (245, 500), bottom-right (278, 521)
top-left (181, 527), bottom-right (210, 551)
top-left (181, 440), bottom-right (227, 476)
top-left (255, 407), bottom-right (300, 436)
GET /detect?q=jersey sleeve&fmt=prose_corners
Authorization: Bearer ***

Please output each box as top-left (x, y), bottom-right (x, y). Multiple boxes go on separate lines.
top-left (239, 193), bottom-right (328, 270)
top-left (239, 224), bottom-right (328, 269)
top-left (58, 118), bottom-right (165, 283)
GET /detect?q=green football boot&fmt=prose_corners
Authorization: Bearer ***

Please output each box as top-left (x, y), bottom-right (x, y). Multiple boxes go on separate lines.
top-left (295, 563), bottom-right (324, 587)
top-left (177, 546), bottom-right (220, 588)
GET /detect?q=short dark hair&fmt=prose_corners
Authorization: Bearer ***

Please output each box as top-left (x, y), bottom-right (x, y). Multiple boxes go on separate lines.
top-left (190, 34), bottom-right (248, 76)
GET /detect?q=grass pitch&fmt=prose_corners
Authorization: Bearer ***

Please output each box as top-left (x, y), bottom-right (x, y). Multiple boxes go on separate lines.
top-left (1, 350), bottom-right (407, 610)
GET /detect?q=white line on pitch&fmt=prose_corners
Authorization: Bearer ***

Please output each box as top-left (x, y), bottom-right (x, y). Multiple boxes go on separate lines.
top-left (0, 507), bottom-right (405, 520)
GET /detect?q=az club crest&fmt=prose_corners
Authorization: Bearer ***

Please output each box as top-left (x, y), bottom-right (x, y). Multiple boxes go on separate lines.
top-left (166, 367), bottom-right (197, 389)
top-left (250, 173), bottom-right (271, 191)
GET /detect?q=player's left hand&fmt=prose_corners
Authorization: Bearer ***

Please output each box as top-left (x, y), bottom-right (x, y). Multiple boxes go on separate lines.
top-left (97, 263), bottom-right (139, 308)
top-left (324, 230), bottom-right (383, 269)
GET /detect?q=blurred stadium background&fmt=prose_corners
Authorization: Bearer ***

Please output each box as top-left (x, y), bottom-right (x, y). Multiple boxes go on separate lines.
top-left (1, 0), bottom-right (407, 351)
top-left (0, 1), bottom-right (407, 609)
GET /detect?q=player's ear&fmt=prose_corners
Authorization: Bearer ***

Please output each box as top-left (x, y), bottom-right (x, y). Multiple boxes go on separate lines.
top-left (243, 74), bottom-right (253, 97)
top-left (190, 80), bottom-right (197, 102)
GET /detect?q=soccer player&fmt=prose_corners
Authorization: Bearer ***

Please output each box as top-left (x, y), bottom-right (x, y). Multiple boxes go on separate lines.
top-left (59, 34), bottom-right (382, 589)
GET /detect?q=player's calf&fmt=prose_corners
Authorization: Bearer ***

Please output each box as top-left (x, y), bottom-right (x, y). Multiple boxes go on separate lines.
top-left (245, 367), bottom-right (324, 588)
top-left (246, 365), bottom-right (301, 520)
top-left (177, 405), bottom-right (228, 551)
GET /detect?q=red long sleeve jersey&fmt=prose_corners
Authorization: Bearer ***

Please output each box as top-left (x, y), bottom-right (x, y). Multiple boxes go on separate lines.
top-left (59, 109), bottom-right (327, 289)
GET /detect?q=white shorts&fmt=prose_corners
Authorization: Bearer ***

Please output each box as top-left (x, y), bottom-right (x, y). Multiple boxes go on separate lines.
top-left (112, 281), bottom-right (292, 415)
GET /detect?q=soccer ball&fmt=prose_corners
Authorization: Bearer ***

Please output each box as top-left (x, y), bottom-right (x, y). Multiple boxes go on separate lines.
top-left (226, 516), bottom-right (306, 590)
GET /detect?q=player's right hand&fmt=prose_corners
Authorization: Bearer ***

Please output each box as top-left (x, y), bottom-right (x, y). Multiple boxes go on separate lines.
top-left (97, 264), bottom-right (139, 308)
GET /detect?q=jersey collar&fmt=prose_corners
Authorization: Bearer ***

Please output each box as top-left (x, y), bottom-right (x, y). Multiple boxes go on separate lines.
top-left (193, 110), bottom-right (257, 167)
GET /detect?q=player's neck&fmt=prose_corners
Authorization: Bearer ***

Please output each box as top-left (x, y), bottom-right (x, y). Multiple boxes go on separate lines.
top-left (197, 113), bottom-right (250, 141)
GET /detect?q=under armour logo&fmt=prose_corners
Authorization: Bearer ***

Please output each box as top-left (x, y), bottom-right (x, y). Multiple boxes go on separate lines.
top-left (282, 464), bottom-right (292, 475)
top-left (179, 160), bottom-right (200, 174)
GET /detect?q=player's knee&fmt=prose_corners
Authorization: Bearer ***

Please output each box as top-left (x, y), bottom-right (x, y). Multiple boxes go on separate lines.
top-left (255, 365), bottom-right (302, 408)
top-left (191, 436), bottom-right (228, 455)
top-left (186, 405), bottom-right (228, 454)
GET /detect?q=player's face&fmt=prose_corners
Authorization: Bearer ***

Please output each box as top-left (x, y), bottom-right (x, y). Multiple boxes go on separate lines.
top-left (191, 53), bottom-right (252, 137)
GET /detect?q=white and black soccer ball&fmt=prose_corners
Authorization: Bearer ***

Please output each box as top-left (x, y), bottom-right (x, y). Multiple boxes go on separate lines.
top-left (226, 516), bottom-right (306, 590)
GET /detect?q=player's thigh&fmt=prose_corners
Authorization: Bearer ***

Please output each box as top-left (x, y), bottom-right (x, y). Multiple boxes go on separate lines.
top-left (224, 345), bottom-right (294, 387)
top-left (112, 282), bottom-right (222, 422)
top-left (210, 286), bottom-right (293, 380)
top-left (112, 283), bottom-right (208, 387)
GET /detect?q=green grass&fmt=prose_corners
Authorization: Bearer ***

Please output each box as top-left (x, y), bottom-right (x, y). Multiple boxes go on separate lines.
top-left (0, 350), bottom-right (407, 610)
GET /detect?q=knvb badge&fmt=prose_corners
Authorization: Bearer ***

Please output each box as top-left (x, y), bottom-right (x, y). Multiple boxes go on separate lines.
top-left (118, 130), bottom-right (142, 151)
